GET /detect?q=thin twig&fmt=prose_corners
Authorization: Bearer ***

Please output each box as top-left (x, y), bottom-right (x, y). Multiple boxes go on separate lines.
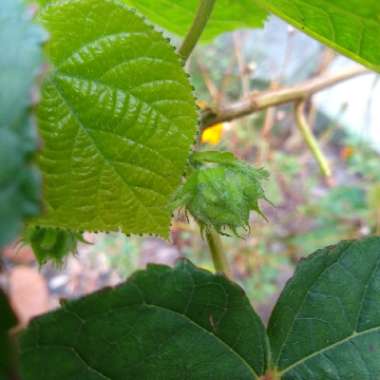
top-left (196, 61), bottom-right (220, 103)
top-left (294, 100), bottom-right (332, 179)
top-left (201, 66), bottom-right (370, 129)
top-left (233, 31), bottom-right (250, 97)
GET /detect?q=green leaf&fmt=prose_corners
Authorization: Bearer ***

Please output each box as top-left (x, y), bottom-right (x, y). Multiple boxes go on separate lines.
top-left (268, 237), bottom-right (380, 379)
top-left (123, 0), bottom-right (267, 41)
top-left (36, 0), bottom-right (197, 238)
top-left (0, 290), bottom-right (18, 379)
top-left (20, 260), bottom-right (269, 379)
top-left (0, 0), bottom-right (44, 247)
top-left (256, 0), bottom-right (380, 72)
top-left (172, 151), bottom-right (269, 235)
top-left (23, 226), bottom-right (84, 265)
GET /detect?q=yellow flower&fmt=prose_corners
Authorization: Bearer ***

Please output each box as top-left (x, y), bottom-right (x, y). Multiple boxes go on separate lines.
top-left (196, 100), bottom-right (224, 145)
top-left (201, 123), bottom-right (224, 145)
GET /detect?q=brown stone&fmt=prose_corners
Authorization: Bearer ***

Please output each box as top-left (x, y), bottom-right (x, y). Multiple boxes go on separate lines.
top-left (8, 266), bottom-right (49, 325)
top-left (3, 244), bottom-right (36, 265)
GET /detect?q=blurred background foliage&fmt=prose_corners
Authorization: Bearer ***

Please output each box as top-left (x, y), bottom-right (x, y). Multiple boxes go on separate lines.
top-left (2, 17), bottom-right (380, 323)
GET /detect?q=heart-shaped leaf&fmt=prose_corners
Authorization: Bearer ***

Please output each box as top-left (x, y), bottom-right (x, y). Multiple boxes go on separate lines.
top-left (20, 260), bottom-right (269, 379)
top-left (36, 0), bottom-right (198, 238)
top-left (268, 237), bottom-right (380, 379)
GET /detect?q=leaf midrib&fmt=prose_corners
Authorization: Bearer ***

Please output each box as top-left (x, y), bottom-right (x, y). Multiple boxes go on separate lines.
top-left (270, 0), bottom-right (380, 27)
top-left (279, 325), bottom-right (380, 376)
top-left (277, 242), bottom-right (380, 376)
top-left (255, 0), bottom-right (380, 72)
top-left (151, 303), bottom-right (260, 379)
top-left (272, 243), bottom-right (352, 367)
top-left (56, 72), bottom-right (191, 142)
top-left (25, 302), bottom-right (261, 379)
top-left (52, 74), bottom-right (179, 193)
top-left (50, 77), bottom-right (165, 233)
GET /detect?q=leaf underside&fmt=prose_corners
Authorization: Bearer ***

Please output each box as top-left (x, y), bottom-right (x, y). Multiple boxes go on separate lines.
top-left (268, 237), bottom-right (380, 379)
top-left (0, 0), bottom-right (44, 247)
top-left (256, 0), bottom-right (380, 73)
top-left (36, 0), bottom-right (198, 238)
top-left (20, 260), bottom-right (268, 380)
top-left (123, 0), bottom-right (268, 41)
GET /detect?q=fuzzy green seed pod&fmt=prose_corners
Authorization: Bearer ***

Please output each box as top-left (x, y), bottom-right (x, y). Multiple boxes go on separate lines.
top-left (172, 151), bottom-right (269, 236)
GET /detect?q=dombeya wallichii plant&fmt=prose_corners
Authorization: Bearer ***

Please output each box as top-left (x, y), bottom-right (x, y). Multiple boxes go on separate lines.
top-left (1, 0), bottom-right (380, 379)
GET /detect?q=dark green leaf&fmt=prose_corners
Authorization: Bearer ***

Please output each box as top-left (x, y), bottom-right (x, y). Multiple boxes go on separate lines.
top-left (268, 237), bottom-right (380, 379)
top-left (36, 0), bottom-right (198, 238)
top-left (256, 0), bottom-right (380, 72)
top-left (0, 0), bottom-right (44, 246)
top-left (20, 260), bottom-right (269, 379)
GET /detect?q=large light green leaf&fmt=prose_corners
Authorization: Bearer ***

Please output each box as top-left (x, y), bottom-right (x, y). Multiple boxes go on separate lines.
top-left (0, 0), bottom-right (44, 247)
top-left (36, 0), bottom-right (197, 238)
top-left (268, 237), bottom-right (380, 379)
top-left (20, 260), bottom-right (269, 379)
top-left (123, 0), bottom-right (267, 41)
top-left (256, 0), bottom-right (380, 72)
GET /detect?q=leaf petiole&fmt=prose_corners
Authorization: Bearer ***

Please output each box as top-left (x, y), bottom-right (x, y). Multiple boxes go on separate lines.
top-left (178, 0), bottom-right (216, 61)
top-left (205, 228), bottom-right (230, 276)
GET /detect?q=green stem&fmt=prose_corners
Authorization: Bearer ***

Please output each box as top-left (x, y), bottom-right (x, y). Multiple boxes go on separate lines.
top-left (178, 0), bottom-right (216, 61)
top-left (295, 100), bottom-right (332, 179)
top-left (205, 228), bottom-right (229, 275)
top-left (180, 1), bottom-right (226, 273)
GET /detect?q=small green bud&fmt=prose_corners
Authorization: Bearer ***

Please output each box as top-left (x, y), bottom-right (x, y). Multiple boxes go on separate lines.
top-left (23, 226), bottom-right (86, 265)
